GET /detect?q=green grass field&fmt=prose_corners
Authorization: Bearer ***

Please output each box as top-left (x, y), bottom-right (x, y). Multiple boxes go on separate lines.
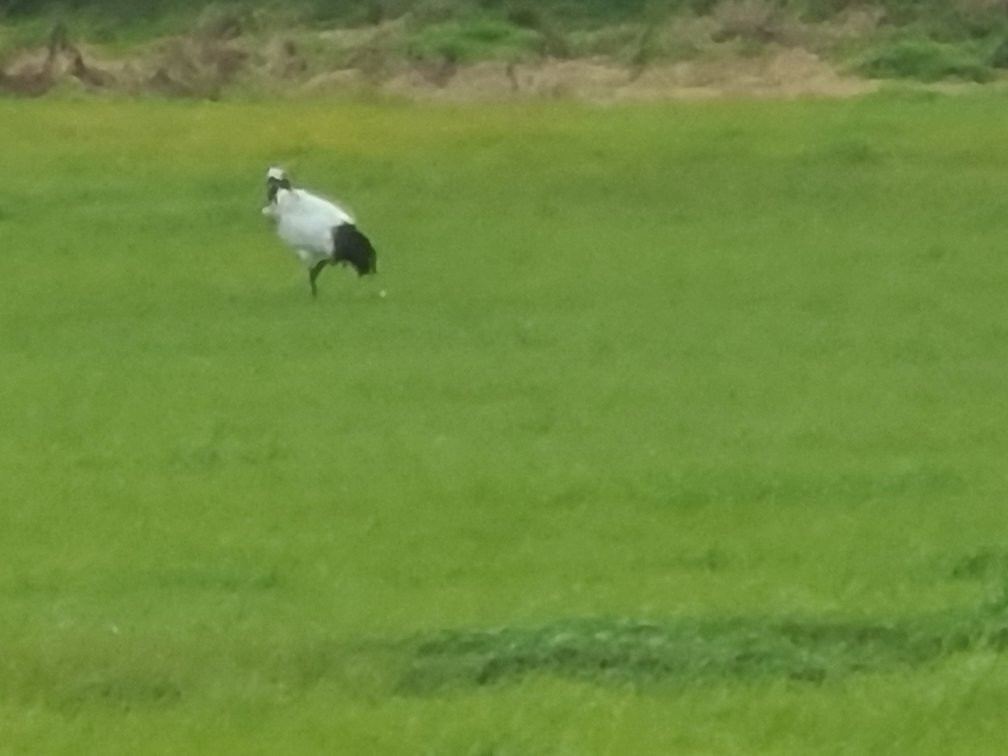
top-left (3, 91), bottom-right (1008, 754)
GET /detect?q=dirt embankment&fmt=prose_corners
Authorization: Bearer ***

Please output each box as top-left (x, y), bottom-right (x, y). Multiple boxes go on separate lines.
top-left (0, 18), bottom-right (875, 101)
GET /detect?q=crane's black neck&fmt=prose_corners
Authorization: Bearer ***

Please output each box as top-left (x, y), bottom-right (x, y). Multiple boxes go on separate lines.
top-left (266, 176), bottom-right (292, 203)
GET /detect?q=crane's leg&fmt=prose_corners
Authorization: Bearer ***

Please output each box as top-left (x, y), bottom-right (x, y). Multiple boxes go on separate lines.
top-left (308, 260), bottom-right (327, 298)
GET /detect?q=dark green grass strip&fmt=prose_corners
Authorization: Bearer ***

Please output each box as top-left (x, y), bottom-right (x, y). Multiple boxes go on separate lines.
top-left (400, 598), bottom-right (1008, 693)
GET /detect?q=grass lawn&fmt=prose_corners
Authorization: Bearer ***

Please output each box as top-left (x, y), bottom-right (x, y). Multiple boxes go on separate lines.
top-left (2, 91), bottom-right (1008, 753)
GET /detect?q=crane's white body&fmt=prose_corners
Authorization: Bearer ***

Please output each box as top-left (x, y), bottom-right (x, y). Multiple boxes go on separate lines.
top-left (262, 186), bottom-right (355, 268)
top-left (261, 167), bottom-right (377, 297)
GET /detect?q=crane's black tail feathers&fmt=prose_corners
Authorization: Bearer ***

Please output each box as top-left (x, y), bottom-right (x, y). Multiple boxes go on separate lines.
top-left (332, 224), bottom-right (377, 277)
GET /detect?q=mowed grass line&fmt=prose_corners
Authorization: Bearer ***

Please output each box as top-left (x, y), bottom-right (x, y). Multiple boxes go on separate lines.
top-left (2, 94), bottom-right (1008, 753)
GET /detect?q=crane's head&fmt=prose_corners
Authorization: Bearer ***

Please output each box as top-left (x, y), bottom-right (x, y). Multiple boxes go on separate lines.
top-left (266, 166), bottom-right (291, 203)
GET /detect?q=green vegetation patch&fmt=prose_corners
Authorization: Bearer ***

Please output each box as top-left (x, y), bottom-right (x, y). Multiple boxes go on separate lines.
top-left (402, 601), bottom-right (1008, 693)
top-left (857, 37), bottom-right (993, 82)
top-left (405, 15), bottom-right (542, 62)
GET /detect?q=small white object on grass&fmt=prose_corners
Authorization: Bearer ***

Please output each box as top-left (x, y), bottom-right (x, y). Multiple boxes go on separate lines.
top-left (261, 167), bottom-right (378, 298)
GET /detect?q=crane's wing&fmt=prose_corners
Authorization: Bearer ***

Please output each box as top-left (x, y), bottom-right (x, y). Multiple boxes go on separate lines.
top-left (293, 189), bottom-right (356, 226)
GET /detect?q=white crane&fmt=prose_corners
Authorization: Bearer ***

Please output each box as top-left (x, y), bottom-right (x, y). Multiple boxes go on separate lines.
top-left (261, 167), bottom-right (377, 297)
